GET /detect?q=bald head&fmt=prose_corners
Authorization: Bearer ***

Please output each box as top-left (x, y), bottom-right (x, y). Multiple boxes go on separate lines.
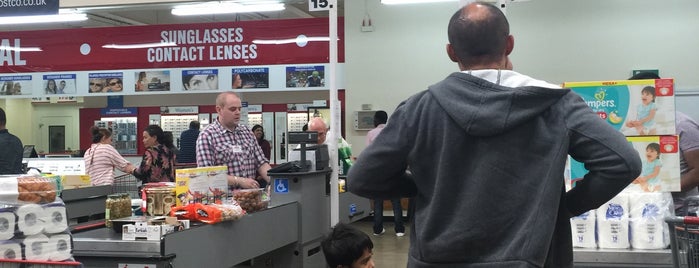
top-left (308, 117), bottom-right (329, 144)
top-left (216, 92), bottom-right (240, 107)
top-left (447, 2), bottom-right (512, 70)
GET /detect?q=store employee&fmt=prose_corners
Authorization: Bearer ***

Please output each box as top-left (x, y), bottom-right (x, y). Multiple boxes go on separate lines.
top-left (196, 92), bottom-right (271, 189)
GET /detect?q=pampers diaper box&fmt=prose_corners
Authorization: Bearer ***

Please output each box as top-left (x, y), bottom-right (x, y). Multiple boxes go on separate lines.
top-left (563, 79), bottom-right (676, 136)
top-left (569, 135), bottom-right (680, 193)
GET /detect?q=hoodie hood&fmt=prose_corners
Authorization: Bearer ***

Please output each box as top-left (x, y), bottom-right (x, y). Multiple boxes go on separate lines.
top-left (430, 72), bottom-right (570, 136)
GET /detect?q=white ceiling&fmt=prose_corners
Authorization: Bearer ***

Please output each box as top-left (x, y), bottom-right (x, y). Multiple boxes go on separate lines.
top-left (0, 0), bottom-right (344, 32)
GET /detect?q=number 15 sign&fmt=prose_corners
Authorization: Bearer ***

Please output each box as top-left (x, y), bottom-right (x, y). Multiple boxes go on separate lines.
top-left (309, 0), bottom-right (337, 11)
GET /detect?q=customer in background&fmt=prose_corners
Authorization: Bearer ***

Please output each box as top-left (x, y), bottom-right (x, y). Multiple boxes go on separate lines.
top-left (178, 120), bottom-right (200, 164)
top-left (84, 126), bottom-right (136, 185)
top-left (0, 107), bottom-right (23, 175)
top-left (308, 117), bottom-right (330, 145)
top-left (196, 92), bottom-right (271, 189)
top-left (308, 117), bottom-right (353, 174)
top-left (366, 110), bottom-right (405, 237)
top-left (252, 125), bottom-right (271, 161)
top-left (348, 3), bottom-right (641, 267)
top-left (629, 72), bottom-right (699, 214)
top-left (321, 222), bottom-right (375, 268)
top-left (132, 125), bottom-right (175, 183)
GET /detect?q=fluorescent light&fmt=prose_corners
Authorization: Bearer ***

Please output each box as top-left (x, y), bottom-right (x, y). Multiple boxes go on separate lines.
top-left (0, 9), bottom-right (87, 25)
top-left (0, 46), bottom-right (42, 52)
top-left (172, 2), bottom-right (285, 16)
top-left (102, 42), bottom-right (177, 49)
top-left (381, 0), bottom-right (458, 4)
top-left (253, 36), bottom-right (330, 45)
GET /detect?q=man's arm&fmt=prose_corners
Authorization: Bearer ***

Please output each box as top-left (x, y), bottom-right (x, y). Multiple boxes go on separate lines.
top-left (195, 132), bottom-right (215, 167)
top-left (564, 94), bottom-right (642, 216)
top-left (257, 163), bottom-right (272, 184)
top-left (681, 149), bottom-right (699, 191)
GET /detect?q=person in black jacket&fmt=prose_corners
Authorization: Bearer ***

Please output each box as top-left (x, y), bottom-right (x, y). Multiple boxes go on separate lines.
top-left (348, 3), bottom-right (641, 267)
top-left (0, 107), bottom-right (23, 175)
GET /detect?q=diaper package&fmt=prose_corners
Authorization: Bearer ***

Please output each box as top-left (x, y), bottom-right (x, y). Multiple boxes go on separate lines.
top-left (569, 135), bottom-right (680, 193)
top-left (563, 78), bottom-right (676, 136)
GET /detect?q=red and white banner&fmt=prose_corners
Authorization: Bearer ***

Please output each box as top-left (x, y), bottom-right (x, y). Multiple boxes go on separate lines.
top-left (0, 18), bottom-right (345, 73)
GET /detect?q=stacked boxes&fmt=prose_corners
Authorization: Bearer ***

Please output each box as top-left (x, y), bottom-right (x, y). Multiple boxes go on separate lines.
top-left (564, 78), bottom-right (680, 250)
top-left (564, 78), bottom-right (680, 193)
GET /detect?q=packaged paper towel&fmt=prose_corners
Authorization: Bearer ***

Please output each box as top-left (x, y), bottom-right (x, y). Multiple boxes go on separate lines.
top-left (16, 204), bottom-right (45, 236)
top-left (597, 194), bottom-right (630, 249)
top-left (42, 203), bottom-right (67, 234)
top-left (0, 241), bottom-right (21, 260)
top-left (48, 233), bottom-right (73, 261)
top-left (22, 234), bottom-right (50, 261)
top-left (0, 207), bottom-right (16, 240)
top-left (571, 210), bottom-right (596, 248)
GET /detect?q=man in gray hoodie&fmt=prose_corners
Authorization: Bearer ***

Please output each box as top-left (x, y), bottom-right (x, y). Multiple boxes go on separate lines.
top-left (347, 2), bottom-right (642, 268)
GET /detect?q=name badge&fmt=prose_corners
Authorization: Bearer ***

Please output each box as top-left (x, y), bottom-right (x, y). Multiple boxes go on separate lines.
top-left (232, 145), bottom-right (243, 153)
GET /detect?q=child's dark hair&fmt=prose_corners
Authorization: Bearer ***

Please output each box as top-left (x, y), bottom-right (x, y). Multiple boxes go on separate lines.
top-left (641, 86), bottom-right (656, 102)
top-left (321, 223), bottom-right (373, 267)
top-left (647, 143), bottom-right (661, 159)
top-left (90, 126), bottom-right (112, 143)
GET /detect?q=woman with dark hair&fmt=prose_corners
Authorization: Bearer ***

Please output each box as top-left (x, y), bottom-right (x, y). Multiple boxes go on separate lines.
top-left (84, 126), bottom-right (135, 186)
top-left (45, 79), bottom-right (57, 94)
top-left (163, 131), bottom-right (179, 163)
top-left (131, 125), bottom-right (175, 183)
top-left (252, 125), bottom-right (271, 160)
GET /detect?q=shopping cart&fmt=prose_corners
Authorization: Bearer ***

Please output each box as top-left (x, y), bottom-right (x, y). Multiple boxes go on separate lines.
top-left (113, 173), bottom-right (140, 199)
top-left (666, 216), bottom-right (699, 268)
top-left (0, 259), bottom-right (82, 268)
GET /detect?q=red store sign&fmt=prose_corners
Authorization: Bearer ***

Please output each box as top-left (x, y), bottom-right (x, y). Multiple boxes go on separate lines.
top-left (0, 18), bottom-right (345, 73)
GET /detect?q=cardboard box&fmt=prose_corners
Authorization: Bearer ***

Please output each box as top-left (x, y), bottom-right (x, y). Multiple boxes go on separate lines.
top-left (563, 79), bottom-right (676, 136)
top-left (570, 135), bottom-right (680, 192)
top-left (61, 175), bottom-right (91, 189)
top-left (122, 221), bottom-right (178, 240)
top-left (175, 166), bottom-right (228, 206)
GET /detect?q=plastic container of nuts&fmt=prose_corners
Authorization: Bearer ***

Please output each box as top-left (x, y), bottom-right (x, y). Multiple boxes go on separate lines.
top-left (232, 188), bottom-right (269, 213)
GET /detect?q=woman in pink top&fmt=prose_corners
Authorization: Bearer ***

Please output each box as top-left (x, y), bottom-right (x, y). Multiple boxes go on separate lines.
top-left (84, 127), bottom-right (136, 186)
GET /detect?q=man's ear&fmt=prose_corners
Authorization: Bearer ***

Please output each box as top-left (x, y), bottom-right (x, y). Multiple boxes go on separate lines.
top-left (505, 35), bottom-right (514, 56)
top-left (446, 44), bottom-right (459, 63)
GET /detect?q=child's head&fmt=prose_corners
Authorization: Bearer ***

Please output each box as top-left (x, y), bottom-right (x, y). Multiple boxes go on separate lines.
top-left (646, 143), bottom-right (661, 160)
top-left (641, 86), bottom-right (656, 103)
top-left (322, 223), bottom-right (375, 268)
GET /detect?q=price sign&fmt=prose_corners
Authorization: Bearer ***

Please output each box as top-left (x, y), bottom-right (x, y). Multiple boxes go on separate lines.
top-left (309, 0), bottom-right (336, 11)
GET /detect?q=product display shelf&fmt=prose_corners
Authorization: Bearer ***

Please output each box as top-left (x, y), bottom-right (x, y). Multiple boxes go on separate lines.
top-left (573, 247), bottom-right (672, 267)
top-left (72, 202), bottom-right (299, 268)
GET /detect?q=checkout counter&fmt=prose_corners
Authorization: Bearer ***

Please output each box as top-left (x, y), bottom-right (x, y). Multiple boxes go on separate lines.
top-left (69, 135), bottom-right (371, 267)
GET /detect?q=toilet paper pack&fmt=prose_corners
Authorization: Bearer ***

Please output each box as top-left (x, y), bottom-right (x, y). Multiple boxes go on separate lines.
top-left (597, 194), bottom-right (630, 249)
top-left (563, 78), bottom-right (676, 136)
top-left (629, 192), bottom-right (672, 249)
top-left (42, 203), bottom-right (67, 234)
top-left (48, 233), bottom-right (73, 261)
top-left (16, 204), bottom-right (45, 236)
top-left (22, 234), bottom-right (50, 261)
top-left (0, 241), bottom-right (21, 260)
top-left (571, 210), bottom-right (596, 248)
top-left (0, 208), bottom-right (16, 240)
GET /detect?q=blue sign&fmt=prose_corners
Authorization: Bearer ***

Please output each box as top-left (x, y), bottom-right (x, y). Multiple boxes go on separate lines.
top-left (274, 178), bottom-right (289, 193)
top-left (349, 204), bottom-right (357, 216)
top-left (0, 0), bottom-right (59, 16)
top-left (100, 107), bottom-right (137, 116)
